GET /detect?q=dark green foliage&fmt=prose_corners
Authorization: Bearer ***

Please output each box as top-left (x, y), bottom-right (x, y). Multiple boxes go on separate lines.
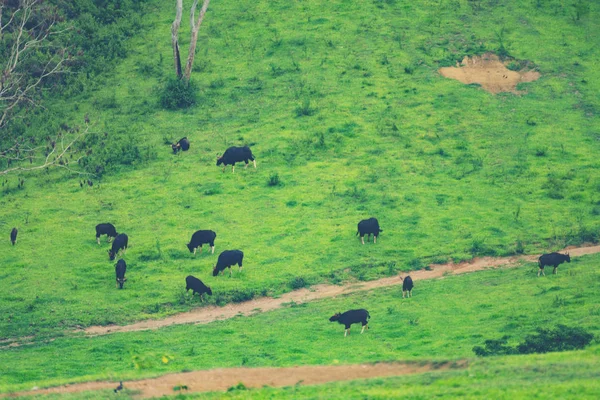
top-left (473, 336), bottom-right (517, 356)
top-left (295, 98), bottom-right (316, 117)
top-left (474, 326), bottom-right (594, 356)
top-left (517, 325), bottom-right (594, 354)
top-left (159, 78), bottom-right (198, 110)
top-left (267, 173), bottom-right (281, 187)
top-left (289, 276), bottom-right (307, 289)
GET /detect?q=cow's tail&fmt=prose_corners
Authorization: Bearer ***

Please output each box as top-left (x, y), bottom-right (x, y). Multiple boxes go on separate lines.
top-left (356, 231), bottom-right (359, 236)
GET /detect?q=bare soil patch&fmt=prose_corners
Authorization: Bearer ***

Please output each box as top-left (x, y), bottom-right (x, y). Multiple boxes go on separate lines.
top-left (4, 360), bottom-right (466, 399)
top-left (439, 53), bottom-right (540, 94)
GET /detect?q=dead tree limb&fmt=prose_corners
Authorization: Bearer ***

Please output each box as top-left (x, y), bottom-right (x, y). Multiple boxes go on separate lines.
top-left (171, 0), bottom-right (183, 78)
top-left (183, 0), bottom-right (210, 81)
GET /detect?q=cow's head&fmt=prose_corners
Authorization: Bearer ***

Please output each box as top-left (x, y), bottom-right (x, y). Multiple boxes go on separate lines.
top-left (212, 266), bottom-right (219, 276)
top-left (108, 249), bottom-right (116, 261)
top-left (216, 154), bottom-right (223, 166)
top-left (172, 143), bottom-right (180, 154)
top-left (329, 313), bottom-right (341, 322)
top-left (117, 276), bottom-right (127, 289)
top-left (205, 286), bottom-right (213, 296)
top-left (186, 242), bottom-right (194, 253)
top-left (565, 253), bottom-right (571, 263)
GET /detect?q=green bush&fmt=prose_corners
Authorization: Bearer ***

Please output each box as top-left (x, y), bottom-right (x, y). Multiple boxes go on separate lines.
top-left (517, 325), bottom-right (594, 354)
top-left (159, 78), bottom-right (198, 110)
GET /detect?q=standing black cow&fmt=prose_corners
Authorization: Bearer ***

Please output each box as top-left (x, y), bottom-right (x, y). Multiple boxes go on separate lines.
top-left (356, 217), bottom-right (382, 244)
top-left (329, 309), bottom-right (370, 337)
top-left (213, 250), bottom-right (244, 276)
top-left (216, 146), bottom-right (256, 173)
top-left (10, 227), bottom-right (18, 245)
top-left (115, 259), bottom-right (127, 289)
top-left (400, 275), bottom-right (413, 298)
top-left (172, 137), bottom-right (190, 154)
top-left (108, 233), bottom-right (128, 261)
top-left (95, 223), bottom-right (118, 245)
top-left (538, 252), bottom-right (570, 276)
top-left (185, 275), bottom-right (213, 301)
top-left (187, 230), bottom-right (216, 255)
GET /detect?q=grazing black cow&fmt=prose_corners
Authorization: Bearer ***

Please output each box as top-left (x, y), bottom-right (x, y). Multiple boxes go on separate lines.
top-left (95, 223), bottom-right (118, 245)
top-left (216, 146), bottom-right (256, 173)
top-left (329, 309), bottom-right (370, 337)
top-left (187, 230), bottom-right (216, 255)
top-left (185, 275), bottom-right (213, 301)
top-left (213, 250), bottom-right (244, 277)
top-left (538, 252), bottom-right (570, 277)
top-left (400, 275), bottom-right (413, 298)
top-left (108, 233), bottom-right (128, 261)
top-left (172, 137), bottom-right (190, 154)
top-left (10, 227), bottom-right (18, 246)
top-left (356, 217), bottom-right (382, 244)
top-left (115, 259), bottom-right (127, 289)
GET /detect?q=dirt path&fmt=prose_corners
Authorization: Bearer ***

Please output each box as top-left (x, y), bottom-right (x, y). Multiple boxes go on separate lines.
top-left (80, 244), bottom-right (600, 336)
top-left (3, 360), bottom-right (466, 399)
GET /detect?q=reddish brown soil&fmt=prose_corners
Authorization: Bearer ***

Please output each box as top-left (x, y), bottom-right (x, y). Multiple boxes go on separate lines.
top-left (3, 360), bottom-right (466, 399)
top-left (439, 53), bottom-right (541, 94)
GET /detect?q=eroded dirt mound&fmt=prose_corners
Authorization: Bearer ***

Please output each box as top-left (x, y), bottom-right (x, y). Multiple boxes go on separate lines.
top-left (439, 53), bottom-right (540, 94)
top-left (5, 361), bottom-right (467, 399)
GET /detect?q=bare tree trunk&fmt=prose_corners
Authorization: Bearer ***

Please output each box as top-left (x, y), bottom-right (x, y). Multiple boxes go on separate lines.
top-left (183, 0), bottom-right (210, 82)
top-left (171, 0), bottom-right (183, 79)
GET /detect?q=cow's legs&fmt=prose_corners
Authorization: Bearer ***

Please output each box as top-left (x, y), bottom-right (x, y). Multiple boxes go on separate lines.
top-left (97, 237), bottom-right (100, 245)
top-left (553, 266), bottom-right (557, 274)
top-left (211, 246), bottom-right (214, 254)
top-left (361, 325), bottom-right (366, 334)
top-left (198, 246), bottom-right (203, 254)
top-left (344, 329), bottom-right (349, 337)
top-left (253, 160), bottom-right (257, 168)
top-left (244, 160), bottom-right (249, 169)
top-left (116, 281), bottom-right (119, 289)
top-left (374, 235), bottom-right (377, 244)
top-left (361, 236), bottom-right (365, 245)
top-left (402, 291), bottom-right (406, 298)
top-left (409, 290), bottom-right (412, 297)
top-left (108, 237), bottom-right (113, 243)
top-left (193, 247), bottom-right (197, 255)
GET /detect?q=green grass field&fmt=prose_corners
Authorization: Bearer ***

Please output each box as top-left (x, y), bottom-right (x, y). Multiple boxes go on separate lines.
top-left (1, 0), bottom-right (599, 397)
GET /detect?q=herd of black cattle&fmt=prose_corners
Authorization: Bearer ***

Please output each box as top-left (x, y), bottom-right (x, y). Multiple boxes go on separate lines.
top-left (7, 142), bottom-right (575, 336)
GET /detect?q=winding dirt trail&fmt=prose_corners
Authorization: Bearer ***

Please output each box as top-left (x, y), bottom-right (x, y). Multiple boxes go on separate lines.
top-left (3, 360), bottom-right (467, 399)
top-left (80, 244), bottom-right (600, 336)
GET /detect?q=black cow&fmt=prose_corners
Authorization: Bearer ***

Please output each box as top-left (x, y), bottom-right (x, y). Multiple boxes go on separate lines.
top-left (216, 146), bottom-right (256, 173)
top-left (400, 275), bottom-right (413, 298)
top-left (356, 217), bottom-right (382, 244)
top-left (538, 252), bottom-right (570, 276)
top-left (329, 309), bottom-right (370, 337)
top-left (172, 137), bottom-right (190, 154)
top-left (95, 223), bottom-right (118, 245)
top-left (213, 250), bottom-right (244, 277)
top-left (10, 227), bottom-right (18, 246)
top-left (187, 230), bottom-right (216, 255)
top-left (108, 233), bottom-right (128, 261)
top-left (185, 275), bottom-right (213, 301)
top-left (115, 259), bottom-right (127, 289)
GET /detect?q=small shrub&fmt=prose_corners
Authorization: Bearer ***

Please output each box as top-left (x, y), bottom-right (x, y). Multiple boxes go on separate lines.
top-left (267, 173), bottom-right (281, 187)
top-left (473, 336), bottom-right (516, 357)
top-left (209, 78), bottom-right (225, 89)
top-left (515, 240), bottom-right (525, 254)
top-left (535, 147), bottom-right (547, 157)
top-left (159, 78), bottom-right (197, 110)
top-left (289, 276), bottom-right (307, 290)
top-left (228, 383), bottom-right (248, 392)
top-left (295, 98), bottom-right (316, 117)
top-left (230, 289), bottom-right (255, 303)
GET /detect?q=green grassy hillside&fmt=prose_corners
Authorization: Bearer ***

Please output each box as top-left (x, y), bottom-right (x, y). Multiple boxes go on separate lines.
top-left (1, 0), bottom-right (599, 348)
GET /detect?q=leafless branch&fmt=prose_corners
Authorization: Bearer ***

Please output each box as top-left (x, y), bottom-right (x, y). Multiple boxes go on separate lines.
top-left (1, 0), bottom-right (69, 128)
top-left (0, 124), bottom-right (91, 177)
top-left (171, 0), bottom-right (183, 78)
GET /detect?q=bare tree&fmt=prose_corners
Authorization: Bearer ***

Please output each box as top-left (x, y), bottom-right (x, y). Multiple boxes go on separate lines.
top-left (1, 124), bottom-right (91, 176)
top-left (0, 1), bottom-right (91, 177)
top-left (171, 0), bottom-right (210, 82)
top-left (0, 0), bottom-right (69, 128)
